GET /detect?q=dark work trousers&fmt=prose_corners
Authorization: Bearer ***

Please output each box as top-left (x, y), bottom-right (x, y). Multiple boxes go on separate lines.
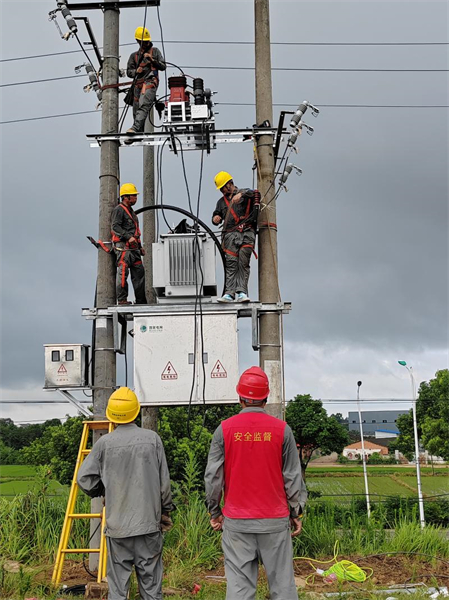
top-left (131, 82), bottom-right (157, 132)
top-left (106, 533), bottom-right (163, 600)
top-left (114, 248), bottom-right (147, 304)
top-left (221, 526), bottom-right (297, 600)
top-left (222, 229), bottom-right (256, 296)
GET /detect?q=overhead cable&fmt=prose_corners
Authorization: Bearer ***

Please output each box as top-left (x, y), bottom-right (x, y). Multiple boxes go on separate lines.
top-left (2, 40), bottom-right (449, 63)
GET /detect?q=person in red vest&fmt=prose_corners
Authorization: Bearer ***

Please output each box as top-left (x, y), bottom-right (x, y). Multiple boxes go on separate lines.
top-left (111, 183), bottom-right (147, 305)
top-left (212, 171), bottom-right (260, 303)
top-left (205, 366), bottom-right (307, 600)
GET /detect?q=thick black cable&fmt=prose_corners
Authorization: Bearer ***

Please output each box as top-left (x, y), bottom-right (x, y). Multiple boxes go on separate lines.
top-left (158, 139), bottom-right (173, 232)
top-left (173, 137), bottom-right (194, 215)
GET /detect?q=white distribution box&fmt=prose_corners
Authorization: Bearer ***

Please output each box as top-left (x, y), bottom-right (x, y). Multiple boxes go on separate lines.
top-left (134, 313), bottom-right (238, 405)
top-left (44, 344), bottom-right (89, 388)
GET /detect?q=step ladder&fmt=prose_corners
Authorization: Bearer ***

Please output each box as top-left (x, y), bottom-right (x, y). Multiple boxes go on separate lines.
top-left (52, 420), bottom-right (114, 587)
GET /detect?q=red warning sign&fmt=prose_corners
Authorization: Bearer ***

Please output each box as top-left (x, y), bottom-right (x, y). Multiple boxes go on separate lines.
top-left (211, 360), bottom-right (227, 379)
top-left (58, 364), bottom-right (68, 374)
top-left (161, 362), bottom-right (178, 380)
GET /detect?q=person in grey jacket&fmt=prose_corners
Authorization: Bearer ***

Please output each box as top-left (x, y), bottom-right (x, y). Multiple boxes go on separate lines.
top-left (77, 387), bottom-right (172, 600)
top-left (126, 26), bottom-right (166, 134)
top-left (205, 367), bottom-right (307, 600)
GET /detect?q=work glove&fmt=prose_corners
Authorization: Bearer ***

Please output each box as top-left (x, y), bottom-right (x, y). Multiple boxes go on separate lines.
top-left (161, 514), bottom-right (173, 533)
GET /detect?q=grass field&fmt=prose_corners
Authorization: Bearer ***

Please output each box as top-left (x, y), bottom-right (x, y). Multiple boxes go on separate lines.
top-left (0, 465), bottom-right (66, 497)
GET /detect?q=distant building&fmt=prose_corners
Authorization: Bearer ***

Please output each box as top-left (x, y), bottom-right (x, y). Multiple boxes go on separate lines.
top-left (348, 410), bottom-right (408, 436)
top-left (343, 440), bottom-right (389, 460)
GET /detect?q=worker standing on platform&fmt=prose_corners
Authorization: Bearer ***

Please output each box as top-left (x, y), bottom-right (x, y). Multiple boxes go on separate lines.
top-left (77, 388), bottom-right (173, 600)
top-left (126, 27), bottom-right (166, 134)
top-left (212, 172), bottom-right (260, 303)
top-left (112, 183), bottom-right (147, 305)
top-left (205, 367), bottom-right (307, 600)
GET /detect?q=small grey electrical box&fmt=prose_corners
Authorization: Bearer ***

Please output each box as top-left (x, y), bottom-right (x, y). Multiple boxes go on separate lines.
top-left (191, 105), bottom-right (210, 120)
top-left (44, 344), bottom-right (89, 388)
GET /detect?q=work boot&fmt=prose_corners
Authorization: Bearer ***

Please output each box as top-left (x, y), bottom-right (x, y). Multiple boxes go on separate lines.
top-left (118, 300), bottom-right (132, 305)
top-left (126, 128), bottom-right (137, 134)
top-left (236, 292), bottom-right (250, 303)
top-left (124, 128), bottom-right (137, 145)
top-left (217, 294), bottom-right (234, 303)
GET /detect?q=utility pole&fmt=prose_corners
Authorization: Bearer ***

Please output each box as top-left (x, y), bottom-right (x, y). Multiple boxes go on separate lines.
top-left (357, 381), bottom-right (371, 518)
top-left (91, 5), bottom-right (120, 567)
top-left (141, 111), bottom-right (159, 431)
top-left (254, 0), bottom-right (282, 419)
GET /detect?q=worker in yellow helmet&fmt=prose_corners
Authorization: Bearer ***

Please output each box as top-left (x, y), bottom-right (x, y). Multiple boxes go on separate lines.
top-left (77, 387), bottom-right (173, 600)
top-left (212, 172), bottom-right (261, 303)
top-left (111, 183), bottom-right (147, 304)
top-left (126, 27), bottom-right (166, 134)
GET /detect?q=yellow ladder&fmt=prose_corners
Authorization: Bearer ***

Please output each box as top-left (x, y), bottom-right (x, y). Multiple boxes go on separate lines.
top-left (52, 420), bottom-right (114, 587)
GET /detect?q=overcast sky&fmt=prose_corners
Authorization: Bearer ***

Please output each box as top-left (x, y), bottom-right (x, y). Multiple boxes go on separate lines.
top-left (1, 0), bottom-right (447, 424)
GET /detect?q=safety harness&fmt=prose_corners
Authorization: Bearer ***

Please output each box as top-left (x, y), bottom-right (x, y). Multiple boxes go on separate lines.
top-left (133, 48), bottom-right (159, 102)
top-left (221, 190), bottom-right (260, 258)
top-left (111, 203), bottom-right (142, 249)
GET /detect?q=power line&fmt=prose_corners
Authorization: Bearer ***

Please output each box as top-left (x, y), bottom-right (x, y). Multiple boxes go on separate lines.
top-left (3, 102), bottom-right (448, 126)
top-left (2, 40), bottom-right (448, 63)
top-left (2, 66), bottom-right (448, 88)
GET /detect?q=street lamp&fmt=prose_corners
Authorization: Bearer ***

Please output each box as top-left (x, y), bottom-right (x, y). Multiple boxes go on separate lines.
top-left (398, 361), bottom-right (425, 528)
top-left (357, 380), bottom-right (371, 518)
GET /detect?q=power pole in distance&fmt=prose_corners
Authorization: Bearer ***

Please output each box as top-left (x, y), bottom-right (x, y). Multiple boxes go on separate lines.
top-left (254, 0), bottom-right (283, 419)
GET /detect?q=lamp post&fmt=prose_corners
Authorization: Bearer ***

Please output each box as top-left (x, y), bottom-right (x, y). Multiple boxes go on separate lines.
top-left (357, 380), bottom-right (371, 518)
top-left (398, 361), bottom-right (425, 528)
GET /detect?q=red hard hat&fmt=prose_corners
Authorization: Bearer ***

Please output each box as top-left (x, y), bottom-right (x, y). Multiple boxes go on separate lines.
top-left (236, 366), bottom-right (270, 401)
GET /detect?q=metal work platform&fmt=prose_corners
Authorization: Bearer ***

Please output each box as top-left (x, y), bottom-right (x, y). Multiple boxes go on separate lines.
top-left (82, 301), bottom-right (291, 352)
top-left (87, 127), bottom-right (284, 152)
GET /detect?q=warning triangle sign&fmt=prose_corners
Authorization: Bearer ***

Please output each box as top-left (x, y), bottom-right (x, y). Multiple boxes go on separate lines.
top-left (58, 364), bottom-right (68, 374)
top-left (161, 361), bottom-right (178, 380)
top-left (211, 360), bottom-right (227, 379)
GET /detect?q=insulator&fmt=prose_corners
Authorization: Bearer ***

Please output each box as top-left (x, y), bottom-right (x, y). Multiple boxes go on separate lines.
top-left (168, 76), bottom-right (187, 89)
top-left (288, 131), bottom-right (299, 147)
top-left (193, 78), bottom-right (205, 104)
top-left (280, 164), bottom-right (293, 186)
top-left (85, 63), bottom-right (102, 101)
top-left (57, 1), bottom-right (77, 35)
top-left (290, 101), bottom-right (309, 129)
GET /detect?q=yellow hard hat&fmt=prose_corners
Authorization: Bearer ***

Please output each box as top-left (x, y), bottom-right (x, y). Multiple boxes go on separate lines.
top-left (120, 183), bottom-right (139, 197)
top-left (135, 26), bottom-right (151, 42)
top-left (106, 387), bottom-right (140, 424)
top-left (214, 171), bottom-right (233, 191)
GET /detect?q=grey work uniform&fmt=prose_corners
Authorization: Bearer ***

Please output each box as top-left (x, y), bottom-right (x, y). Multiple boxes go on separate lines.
top-left (212, 188), bottom-right (257, 297)
top-left (111, 203), bottom-right (147, 304)
top-left (77, 423), bottom-right (172, 600)
top-left (127, 47), bottom-right (166, 133)
top-left (205, 407), bottom-right (307, 600)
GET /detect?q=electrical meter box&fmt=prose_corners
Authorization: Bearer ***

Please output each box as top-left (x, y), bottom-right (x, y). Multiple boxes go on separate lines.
top-left (44, 344), bottom-right (89, 388)
top-left (134, 313), bottom-right (238, 405)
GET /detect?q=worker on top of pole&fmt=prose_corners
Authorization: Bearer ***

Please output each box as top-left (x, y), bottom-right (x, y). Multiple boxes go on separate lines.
top-left (112, 183), bottom-right (147, 305)
top-left (126, 27), bottom-right (166, 134)
top-left (212, 172), bottom-right (260, 303)
top-left (205, 367), bottom-right (307, 600)
top-left (77, 387), bottom-right (173, 600)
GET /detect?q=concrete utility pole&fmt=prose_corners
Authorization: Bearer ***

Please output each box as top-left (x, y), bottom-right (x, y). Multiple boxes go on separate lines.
top-left (91, 5), bottom-right (120, 567)
top-left (141, 112), bottom-right (159, 431)
top-left (254, 0), bottom-right (282, 419)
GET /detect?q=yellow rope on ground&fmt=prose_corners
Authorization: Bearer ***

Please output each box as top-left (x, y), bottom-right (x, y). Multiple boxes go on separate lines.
top-left (294, 541), bottom-right (373, 585)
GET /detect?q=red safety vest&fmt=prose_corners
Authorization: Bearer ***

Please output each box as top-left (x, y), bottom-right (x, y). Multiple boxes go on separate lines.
top-left (111, 204), bottom-right (141, 245)
top-left (221, 411), bottom-right (289, 519)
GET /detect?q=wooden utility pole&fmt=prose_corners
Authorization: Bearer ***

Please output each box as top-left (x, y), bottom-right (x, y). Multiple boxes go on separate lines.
top-left (141, 112), bottom-right (159, 431)
top-left (91, 4), bottom-right (120, 567)
top-left (254, 0), bottom-right (283, 419)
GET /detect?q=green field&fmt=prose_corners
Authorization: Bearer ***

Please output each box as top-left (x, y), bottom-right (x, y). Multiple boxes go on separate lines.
top-left (1, 464), bottom-right (447, 501)
top-left (0, 465), bottom-right (66, 497)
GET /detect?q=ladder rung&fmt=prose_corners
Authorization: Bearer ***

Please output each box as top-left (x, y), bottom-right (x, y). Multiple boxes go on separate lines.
top-left (62, 549), bottom-right (100, 554)
top-left (83, 420), bottom-right (113, 430)
top-left (81, 449), bottom-right (91, 455)
top-left (68, 513), bottom-right (102, 519)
